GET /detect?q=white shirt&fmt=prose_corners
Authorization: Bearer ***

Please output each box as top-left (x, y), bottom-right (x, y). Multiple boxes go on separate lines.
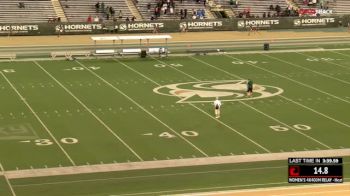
top-left (214, 100), bottom-right (221, 108)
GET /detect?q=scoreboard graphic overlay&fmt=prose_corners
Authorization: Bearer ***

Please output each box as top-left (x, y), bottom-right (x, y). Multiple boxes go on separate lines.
top-left (288, 158), bottom-right (343, 183)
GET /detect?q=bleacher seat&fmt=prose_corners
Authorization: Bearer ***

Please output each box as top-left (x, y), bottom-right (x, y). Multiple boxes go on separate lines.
top-left (136, 0), bottom-right (208, 20)
top-left (214, 0), bottom-right (288, 18)
top-left (60, 0), bottom-right (134, 22)
top-left (0, 0), bottom-right (57, 23)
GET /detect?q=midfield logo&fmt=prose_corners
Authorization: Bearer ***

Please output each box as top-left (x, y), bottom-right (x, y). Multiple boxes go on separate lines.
top-left (153, 80), bottom-right (283, 103)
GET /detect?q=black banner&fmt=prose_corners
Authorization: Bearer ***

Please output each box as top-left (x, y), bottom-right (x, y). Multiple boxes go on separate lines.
top-left (0, 15), bottom-right (348, 36)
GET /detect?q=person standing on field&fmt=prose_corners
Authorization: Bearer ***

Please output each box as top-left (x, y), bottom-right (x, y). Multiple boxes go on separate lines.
top-left (213, 97), bottom-right (222, 118)
top-left (247, 79), bottom-right (253, 97)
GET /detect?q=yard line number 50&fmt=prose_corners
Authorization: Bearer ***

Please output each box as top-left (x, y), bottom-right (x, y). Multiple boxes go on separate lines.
top-left (270, 124), bottom-right (311, 132)
top-left (159, 131), bottom-right (198, 138)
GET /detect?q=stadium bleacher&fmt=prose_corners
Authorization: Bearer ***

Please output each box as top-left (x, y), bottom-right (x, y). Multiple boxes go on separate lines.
top-left (0, 0), bottom-right (57, 23)
top-left (59, 0), bottom-right (134, 22)
top-left (136, 0), bottom-right (209, 20)
top-left (214, 0), bottom-right (288, 18)
top-left (0, 0), bottom-right (349, 23)
top-left (329, 0), bottom-right (350, 15)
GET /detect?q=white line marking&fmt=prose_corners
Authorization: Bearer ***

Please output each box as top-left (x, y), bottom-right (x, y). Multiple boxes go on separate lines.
top-left (173, 183), bottom-right (350, 196)
top-left (33, 61), bottom-right (143, 161)
top-left (113, 182), bottom-right (350, 196)
top-left (225, 54), bottom-right (350, 104)
top-left (241, 101), bottom-right (331, 149)
top-left (114, 58), bottom-right (270, 153)
top-left (19, 140), bottom-right (31, 143)
top-left (272, 189), bottom-right (350, 196)
top-left (0, 163), bottom-right (16, 196)
top-left (326, 51), bottom-right (350, 70)
top-left (0, 71), bottom-right (76, 166)
top-left (204, 53), bottom-right (350, 128)
top-left (190, 103), bottom-right (271, 153)
top-left (76, 60), bottom-right (208, 157)
top-left (280, 95), bottom-right (350, 128)
top-left (5, 151), bottom-right (350, 179)
top-left (12, 165), bottom-right (287, 187)
top-left (189, 56), bottom-right (332, 149)
top-left (265, 53), bottom-right (350, 85)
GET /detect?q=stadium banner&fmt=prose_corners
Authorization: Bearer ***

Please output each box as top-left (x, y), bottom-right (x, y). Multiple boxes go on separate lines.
top-left (179, 19), bottom-right (234, 32)
top-left (0, 23), bottom-right (108, 36)
top-left (114, 21), bottom-right (180, 33)
top-left (235, 18), bottom-right (281, 30)
top-left (299, 9), bottom-right (333, 16)
top-left (0, 16), bottom-right (344, 36)
top-left (234, 16), bottom-right (340, 31)
top-left (0, 24), bottom-right (41, 35)
top-left (292, 17), bottom-right (339, 28)
top-left (299, 9), bottom-right (317, 16)
top-left (53, 23), bottom-right (106, 35)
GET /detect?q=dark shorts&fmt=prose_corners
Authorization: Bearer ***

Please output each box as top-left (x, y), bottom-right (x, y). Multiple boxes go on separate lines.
top-left (215, 105), bottom-right (219, 110)
top-left (247, 87), bottom-right (253, 93)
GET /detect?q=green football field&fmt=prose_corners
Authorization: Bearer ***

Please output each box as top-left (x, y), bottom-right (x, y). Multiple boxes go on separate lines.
top-left (0, 49), bottom-right (349, 195)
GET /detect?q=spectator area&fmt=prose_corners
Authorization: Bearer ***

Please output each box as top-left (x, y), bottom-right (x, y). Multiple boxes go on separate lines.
top-left (328, 0), bottom-right (350, 15)
top-left (215, 0), bottom-right (289, 18)
top-left (0, 0), bottom-right (57, 23)
top-left (136, 0), bottom-right (208, 20)
top-left (60, 0), bottom-right (134, 22)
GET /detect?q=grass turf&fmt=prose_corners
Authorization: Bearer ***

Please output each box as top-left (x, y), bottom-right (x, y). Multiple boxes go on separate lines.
top-left (0, 49), bottom-right (349, 195)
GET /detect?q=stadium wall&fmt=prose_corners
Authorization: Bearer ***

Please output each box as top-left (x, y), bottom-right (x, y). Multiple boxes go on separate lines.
top-left (0, 16), bottom-right (348, 36)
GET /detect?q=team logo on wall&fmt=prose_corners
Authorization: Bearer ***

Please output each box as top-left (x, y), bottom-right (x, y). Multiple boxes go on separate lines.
top-left (153, 80), bottom-right (283, 103)
top-left (293, 19), bottom-right (301, 26)
top-left (55, 24), bottom-right (102, 33)
top-left (118, 23), bottom-right (127, 31)
top-left (0, 25), bottom-right (39, 34)
top-left (293, 18), bottom-right (335, 26)
top-left (237, 20), bottom-right (245, 28)
top-left (118, 22), bottom-right (164, 31)
top-left (180, 21), bottom-right (223, 30)
top-left (237, 19), bottom-right (279, 28)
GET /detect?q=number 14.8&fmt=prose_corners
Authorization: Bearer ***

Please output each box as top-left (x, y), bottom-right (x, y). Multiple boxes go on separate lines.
top-left (314, 167), bottom-right (328, 175)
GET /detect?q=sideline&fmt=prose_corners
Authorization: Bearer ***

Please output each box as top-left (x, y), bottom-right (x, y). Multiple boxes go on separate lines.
top-left (3, 148), bottom-right (350, 179)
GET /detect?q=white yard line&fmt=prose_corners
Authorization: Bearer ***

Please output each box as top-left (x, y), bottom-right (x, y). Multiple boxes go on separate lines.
top-left (300, 51), bottom-right (350, 71)
top-left (0, 71), bottom-right (76, 166)
top-left (279, 95), bottom-right (350, 128)
top-left (165, 56), bottom-right (332, 149)
top-left (0, 163), bottom-right (17, 196)
top-left (171, 182), bottom-right (350, 196)
top-left (190, 56), bottom-right (350, 129)
top-left (33, 61), bottom-right (144, 161)
top-left (13, 165), bottom-right (287, 187)
top-left (225, 54), bottom-right (350, 104)
top-left (114, 181), bottom-right (350, 196)
top-left (330, 51), bottom-right (350, 69)
top-left (264, 53), bottom-right (350, 85)
top-left (239, 101), bottom-right (331, 149)
top-left (189, 103), bottom-right (271, 153)
top-left (272, 190), bottom-right (350, 196)
top-left (75, 60), bottom-right (209, 157)
top-left (116, 58), bottom-right (270, 153)
top-left (114, 182), bottom-right (290, 196)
